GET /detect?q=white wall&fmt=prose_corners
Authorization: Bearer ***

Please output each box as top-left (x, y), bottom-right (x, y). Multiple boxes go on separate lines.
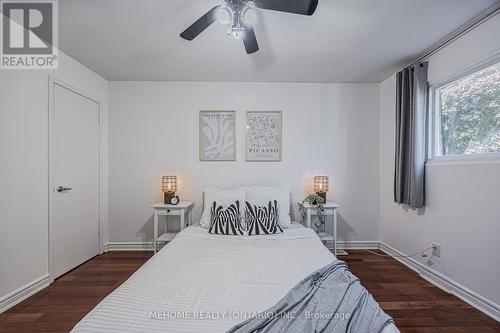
top-left (379, 13), bottom-right (500, 312)
top-left (108, 82), bottom-right (379, 244)
top-left (0, 52), bottom-right (108, 305)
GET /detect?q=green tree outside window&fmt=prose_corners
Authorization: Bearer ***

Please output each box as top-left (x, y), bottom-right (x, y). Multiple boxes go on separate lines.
top-left (439, 62), bottom-right (500, 155)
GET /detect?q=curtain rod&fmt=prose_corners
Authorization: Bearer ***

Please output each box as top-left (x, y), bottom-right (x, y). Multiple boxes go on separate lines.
top-left (405, 3), bottom-right (500, 68)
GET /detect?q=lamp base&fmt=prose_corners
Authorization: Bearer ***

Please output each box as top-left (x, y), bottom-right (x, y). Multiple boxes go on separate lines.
top-left (316, 191), bottom-right (326, 203)
top-left (164, 192), bottom-right (175, 204)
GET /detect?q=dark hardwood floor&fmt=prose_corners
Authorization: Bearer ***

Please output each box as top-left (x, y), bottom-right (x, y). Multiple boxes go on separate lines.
top-left (344, 250), bottom-right (500, 333)
top-left (0, 252), bottom-right (153, 333)
top-left (0, 250), bottom-right (498, 332)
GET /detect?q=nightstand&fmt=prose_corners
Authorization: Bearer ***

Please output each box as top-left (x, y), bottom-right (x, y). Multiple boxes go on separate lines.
top-left (298, 201), bottom-right (343, 255)
top-left (151, 201), bottom-right (194, 253)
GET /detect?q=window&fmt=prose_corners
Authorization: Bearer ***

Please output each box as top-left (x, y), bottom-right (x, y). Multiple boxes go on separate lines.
top-left (433, 61), bottom-right (500, 157)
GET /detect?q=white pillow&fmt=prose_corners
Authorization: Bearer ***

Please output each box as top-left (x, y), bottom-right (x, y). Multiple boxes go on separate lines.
top-left (200, 187), bottom-right (246, 229)
top-left (246, 185), bottom-right (291, 228)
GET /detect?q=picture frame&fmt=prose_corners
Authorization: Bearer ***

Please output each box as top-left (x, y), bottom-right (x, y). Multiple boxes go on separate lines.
top-left (246, 111), bottom-right (282, 162)
top-left (199, 110), bottom-right (236, 161)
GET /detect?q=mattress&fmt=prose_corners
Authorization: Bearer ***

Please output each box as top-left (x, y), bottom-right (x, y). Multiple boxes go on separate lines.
top-left (72, 223), bottom-right (399, 332)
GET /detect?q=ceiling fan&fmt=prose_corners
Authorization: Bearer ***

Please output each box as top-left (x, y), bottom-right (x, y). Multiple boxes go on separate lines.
top-left (180, 0), bottom-right (319, 54)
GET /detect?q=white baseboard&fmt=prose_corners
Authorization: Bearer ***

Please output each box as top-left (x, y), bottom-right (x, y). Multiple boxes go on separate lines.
top-left (103, 241), bottom-right (380, 252)
top-left (379, 242), bottom-right (500, 322)
top-left (0, 275), bottom-right (49, 313)
top-left (104, 242), bottom-right (154, 251)
top-left (337, 240), bottom-right (380, 250)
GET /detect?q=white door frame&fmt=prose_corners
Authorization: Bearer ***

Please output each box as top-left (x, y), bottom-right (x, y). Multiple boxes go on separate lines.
top-left (48, 76), bottom-right (105, 283)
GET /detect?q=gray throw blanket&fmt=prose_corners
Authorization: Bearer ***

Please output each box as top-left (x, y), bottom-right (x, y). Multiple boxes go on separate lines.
top-left (227, 261), bottom-right (394, 333)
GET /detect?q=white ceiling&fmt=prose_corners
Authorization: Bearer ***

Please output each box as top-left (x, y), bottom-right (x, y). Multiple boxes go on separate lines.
top-left (59, 0), bottom-right (497, 83)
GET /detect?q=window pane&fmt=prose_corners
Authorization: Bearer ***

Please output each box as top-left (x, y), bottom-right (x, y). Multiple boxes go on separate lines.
top-left (439, 62), bottom-right (500, 156)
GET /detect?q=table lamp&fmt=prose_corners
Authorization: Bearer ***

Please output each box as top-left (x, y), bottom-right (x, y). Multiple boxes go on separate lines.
top-left (313, 176), bottom-right (329, 202)
top-left (162, 176), bottom-right (177, 204)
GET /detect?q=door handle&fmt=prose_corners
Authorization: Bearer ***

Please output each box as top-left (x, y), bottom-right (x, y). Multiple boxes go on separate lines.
top-left (57, 186), bottom-right (72, 192)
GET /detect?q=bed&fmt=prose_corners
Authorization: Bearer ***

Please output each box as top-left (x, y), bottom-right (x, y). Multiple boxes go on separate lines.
top-left (72, 222), bottom-right (398, 332)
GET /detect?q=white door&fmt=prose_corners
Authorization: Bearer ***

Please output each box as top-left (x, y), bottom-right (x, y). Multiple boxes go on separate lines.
top-left (52, 83), bottom-right (100, 278)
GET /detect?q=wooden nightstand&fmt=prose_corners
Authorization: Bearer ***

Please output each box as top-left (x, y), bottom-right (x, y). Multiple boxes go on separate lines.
top-left (298, 201), bottom-right (343, 255)
top-left (151, 201), bottom-right (194, 253)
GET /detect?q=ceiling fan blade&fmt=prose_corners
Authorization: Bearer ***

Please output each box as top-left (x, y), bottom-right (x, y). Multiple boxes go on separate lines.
top-left (254, 0), bottom-right (318, 15)
top-left (180, 5), bottom-right (221, 41)
top-left (243, 26), bottom-right (259, 54)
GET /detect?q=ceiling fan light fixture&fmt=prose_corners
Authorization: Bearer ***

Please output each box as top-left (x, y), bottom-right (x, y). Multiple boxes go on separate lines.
top-left (180, 0), bottom-right (319, 54)
top-left (241, 4), bottom-right (257, 25)
top-left (232, 28), bottom-right (244, 39)
top-left (217, 6), bottom-right (233, 24)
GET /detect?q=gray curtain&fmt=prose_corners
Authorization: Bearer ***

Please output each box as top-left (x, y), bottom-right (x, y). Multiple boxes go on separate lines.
top-left (394, 62), bottom-right (428, 208)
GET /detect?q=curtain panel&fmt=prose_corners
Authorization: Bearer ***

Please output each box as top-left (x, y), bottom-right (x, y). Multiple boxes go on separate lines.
top-left (394, 62), bottom-right (428, 208)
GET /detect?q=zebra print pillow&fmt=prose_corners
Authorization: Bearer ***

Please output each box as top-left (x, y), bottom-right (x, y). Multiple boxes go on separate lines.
top-left (245, 200), bottom-right (283, 236)
top-left (208, 201), bottom-right (244, 236)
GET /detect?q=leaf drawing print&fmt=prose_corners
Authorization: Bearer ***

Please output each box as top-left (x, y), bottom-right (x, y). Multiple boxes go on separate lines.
top-left (200, 111), bottom-right (236, 161)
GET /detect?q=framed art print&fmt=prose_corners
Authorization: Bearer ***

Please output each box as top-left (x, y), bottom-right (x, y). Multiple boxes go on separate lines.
top-left (246, 111), bottom-right (282, 162)
top-left (199, 110), bottom-right (236, 161)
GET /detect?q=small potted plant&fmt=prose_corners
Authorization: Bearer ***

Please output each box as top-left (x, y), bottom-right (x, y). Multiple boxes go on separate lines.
top-left (300, 194), bottom-right (325, 233)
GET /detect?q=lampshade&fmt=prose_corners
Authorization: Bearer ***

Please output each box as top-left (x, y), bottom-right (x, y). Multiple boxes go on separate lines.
top-left (161, 176), bottom-right (177, 193)
top-left (313, 176), bottom-right (329, 193)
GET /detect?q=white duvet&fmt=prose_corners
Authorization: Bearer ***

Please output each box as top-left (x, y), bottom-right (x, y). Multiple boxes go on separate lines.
top-left (72, 223), bottom-right (398, 332)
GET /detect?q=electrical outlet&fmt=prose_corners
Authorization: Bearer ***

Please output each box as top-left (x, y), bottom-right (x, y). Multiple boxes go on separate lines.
top-left (432, 243), bottom-right (441, 258)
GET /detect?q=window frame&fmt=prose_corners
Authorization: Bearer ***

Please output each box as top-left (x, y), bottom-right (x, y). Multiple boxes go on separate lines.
top-left (428, 54), bottom-right (500, 163)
